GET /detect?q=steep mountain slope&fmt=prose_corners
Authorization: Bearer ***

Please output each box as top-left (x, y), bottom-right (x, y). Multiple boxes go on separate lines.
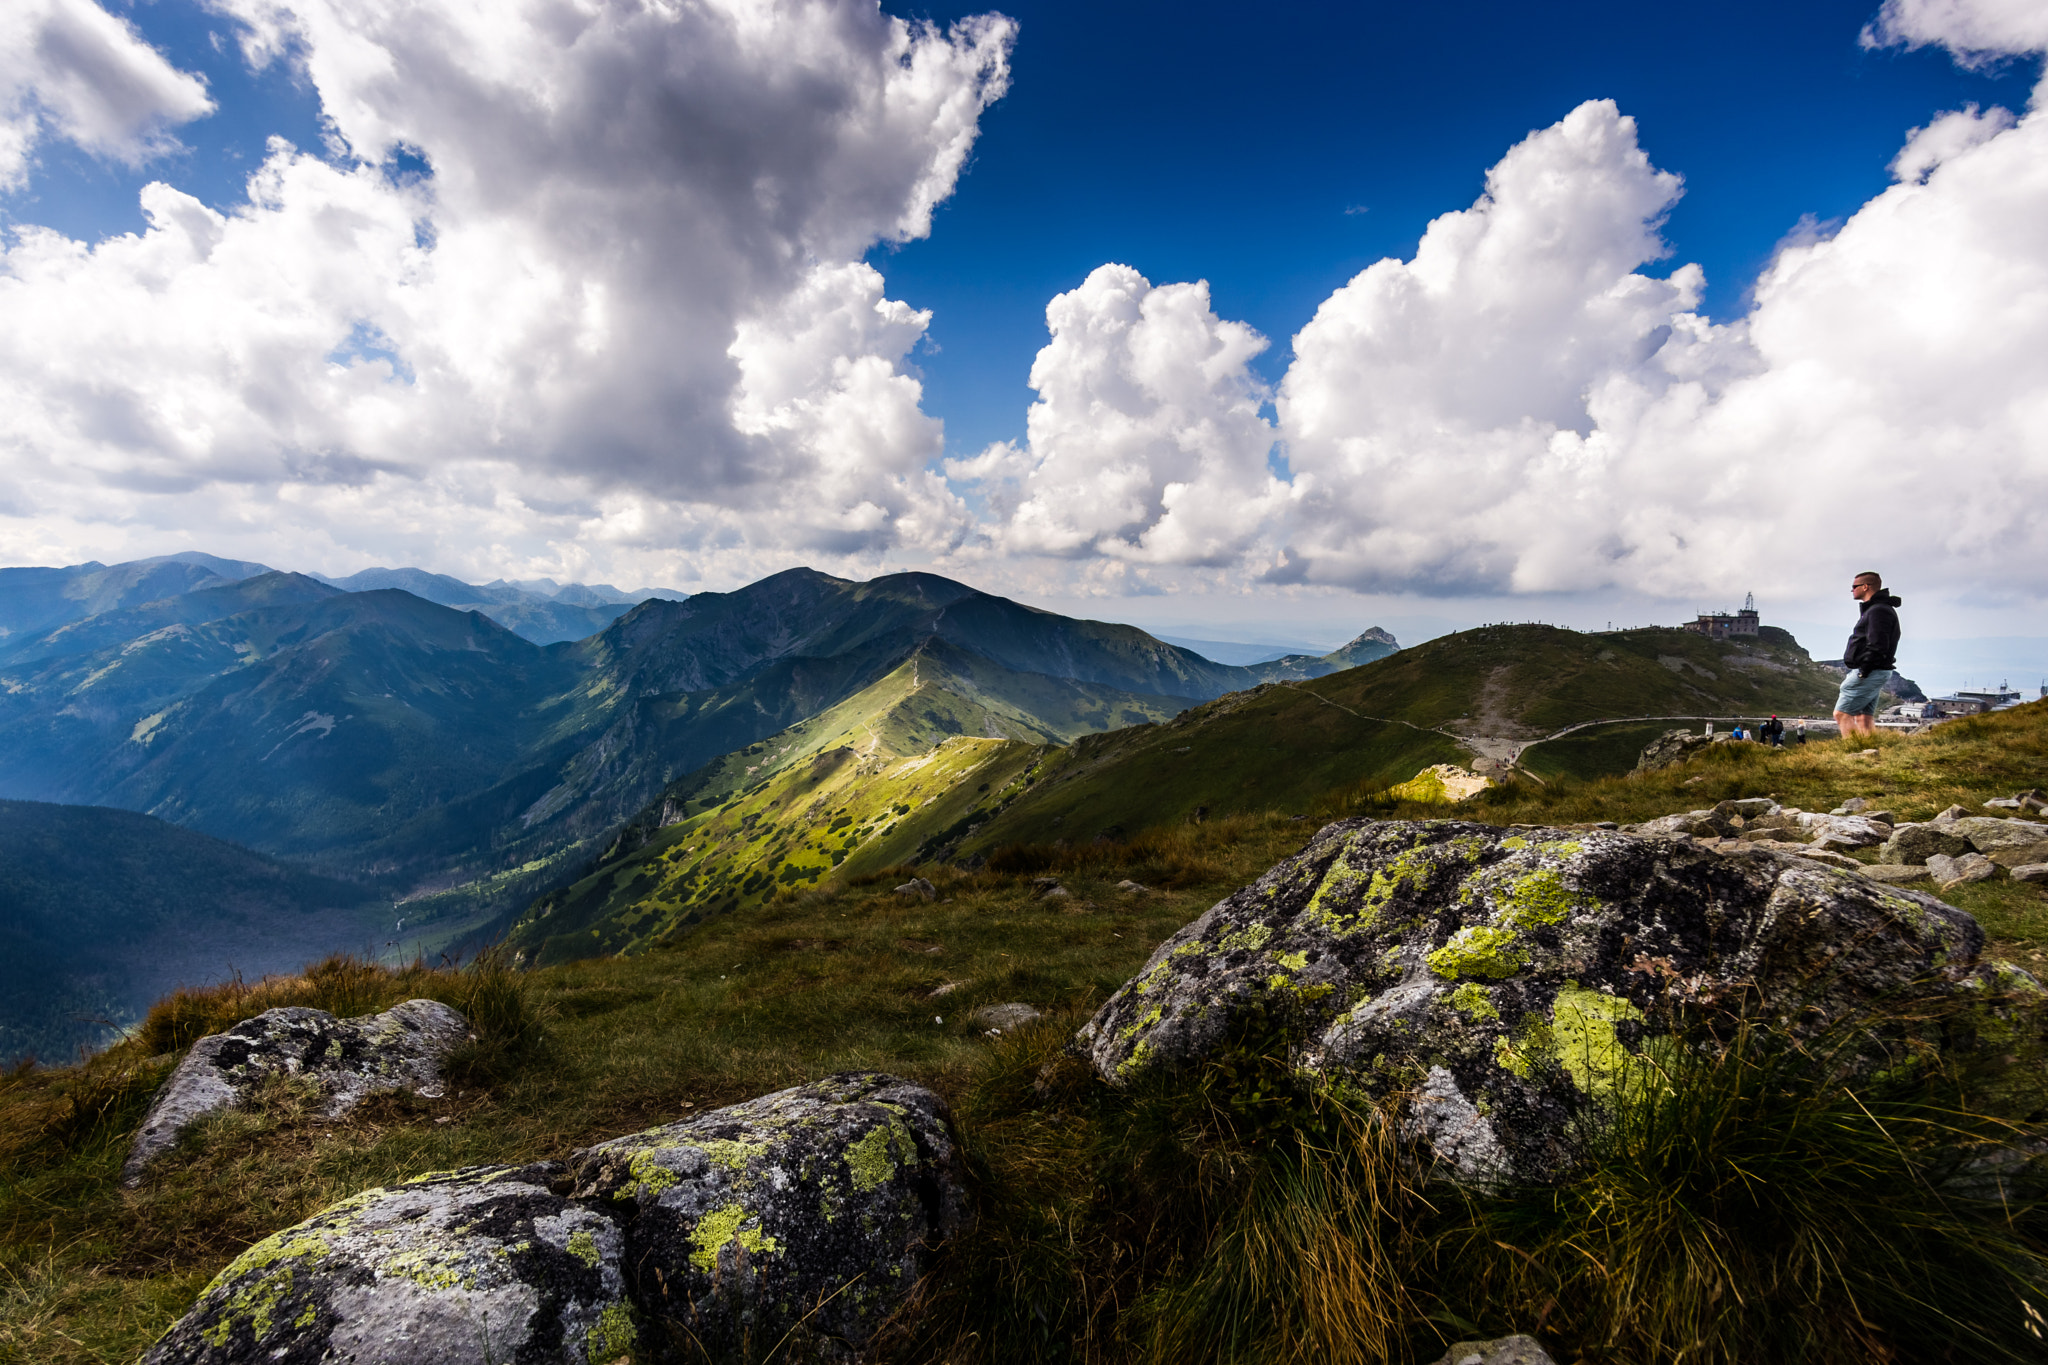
top-left (0, 552), bottom-right (270, 644)
top-left (952, 623), bottom-right (1843, 852)
top-left (0, 800), bottom-right (385, 1064)
top-left (498, 636), bottom-right (1192, 963)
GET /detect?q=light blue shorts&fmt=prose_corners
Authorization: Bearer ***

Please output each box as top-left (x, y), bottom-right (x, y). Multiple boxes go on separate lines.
top-left (1835, 668), bottom-right (1891, 716)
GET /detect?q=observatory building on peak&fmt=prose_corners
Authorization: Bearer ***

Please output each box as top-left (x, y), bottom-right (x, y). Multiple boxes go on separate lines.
top-left (1683, 592), bottom-right (1761, 640)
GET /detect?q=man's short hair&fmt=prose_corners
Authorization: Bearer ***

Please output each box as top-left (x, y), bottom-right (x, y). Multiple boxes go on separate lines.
top-left (1854, 570), bottom-right (1883, 588)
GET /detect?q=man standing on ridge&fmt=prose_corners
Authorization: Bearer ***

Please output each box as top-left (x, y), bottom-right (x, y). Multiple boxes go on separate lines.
top-left (1834, 571), bottom-right (1902, 738)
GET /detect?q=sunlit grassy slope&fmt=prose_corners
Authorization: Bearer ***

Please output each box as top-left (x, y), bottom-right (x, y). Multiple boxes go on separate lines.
top-left (500, 640), bottom-right (1198, 964)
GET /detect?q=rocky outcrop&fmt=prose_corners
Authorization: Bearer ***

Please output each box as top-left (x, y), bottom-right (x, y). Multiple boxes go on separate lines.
top-left (566, 1073), bottom-right (967, 1361)
top-left (1633, 728), bottom-right (1713, 773)
top-left (144, 1073), bottom-right (965, 1363)
top-left (1078, 819), bottom-right (2034, 1184)
top-left (124, 1000), bottom-right (471, 1186)
top-left (143, 1163), bottom-right (635, 1364)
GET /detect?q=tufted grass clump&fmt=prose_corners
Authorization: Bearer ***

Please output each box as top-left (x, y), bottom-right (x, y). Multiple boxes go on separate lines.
top-left (1420, 1027), bottom-right (2048, 1364)
top-left (131, 950), bottom-right (540, 1061)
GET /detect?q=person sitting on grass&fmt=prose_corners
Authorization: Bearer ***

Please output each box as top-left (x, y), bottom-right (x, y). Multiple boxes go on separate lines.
top-left (1834, 570), bottom-right (1902, 739)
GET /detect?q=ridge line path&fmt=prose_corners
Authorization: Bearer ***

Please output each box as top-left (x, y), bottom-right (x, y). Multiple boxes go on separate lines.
top-left (1276, 683), bottom-right (1836, 771)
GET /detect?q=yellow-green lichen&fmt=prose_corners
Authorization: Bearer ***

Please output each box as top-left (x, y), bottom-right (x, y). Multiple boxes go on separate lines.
top-left (1273, 950), bottom-right (1308, 971)
top-left (1498, 868), bottom-right (1590, 930)
top-left (688, 1203), bottom-right (781, 1272)
top-left (1116, 1039), bottom-right (1156, 1081)
top-left (587, 1301), bottom-right (637, 1362)
top-left (566, 1229), bottom-right (602, 1269)
top-left (1493, 1034), bottom-right (1534, 1078)
top-left (1304, 845), bottom-right (1436, 935)
top-left (844, 1119), bottom-right (918, 1192)
top-left (1450, 982), bottom-right (1499, 1020)
top-left (1550, 982), bottom-right (1645, 1095)
top-left (377, 1248), bottom-right (473, 1292)
top-left (621, 1147), bottom-right (682, 1199)
top-left (1216, 922), bottom-right (1274, 954)
top-left (689, 1137), bottom-right (770, 1173)
top-left (1427, 926), bottom-right (1527, 980)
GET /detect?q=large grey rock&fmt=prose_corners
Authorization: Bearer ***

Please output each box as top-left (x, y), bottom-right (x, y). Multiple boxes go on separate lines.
top-left (1879, 823), bottom-right (1973, 865)
top-left (1079, 820), bottom-right (2034, 1184)
top-left (566, 1072), bottom-right (967, 1361)
top-left (1947, 816), bottom-right (2048, 854)
top-left (1433, 1335), bottom-right (1556, 1365)
top-left (2013, 864), bottom-right (2048, 885)
top-left (142, 1164), bottom-right (635, 1365)
top-left (124, 1000), bottom-right (471, 1186)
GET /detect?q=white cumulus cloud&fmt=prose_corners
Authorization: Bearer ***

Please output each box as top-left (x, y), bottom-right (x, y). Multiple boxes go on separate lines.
top-left (951, 263), bottom-right (1293, 567)
top-left (0, 0), bottom-right (214, 191)
top-left (1862, 0), bottom-right (2048, 66)
top-left (0, 0), bottom-right (1012, 584)
top-left (988, 69), bottom-right (2046, 614)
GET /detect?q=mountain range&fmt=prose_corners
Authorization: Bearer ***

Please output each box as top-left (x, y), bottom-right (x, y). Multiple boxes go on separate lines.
top-left (0, 556), bottom-right (1398, 1030)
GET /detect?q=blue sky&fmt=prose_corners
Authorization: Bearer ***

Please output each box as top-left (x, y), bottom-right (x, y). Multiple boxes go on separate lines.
top-left (0, 0), bottom-right (2043, 688)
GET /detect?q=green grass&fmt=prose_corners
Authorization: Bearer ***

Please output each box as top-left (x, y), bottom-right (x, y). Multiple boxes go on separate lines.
top-left (6, 704), bottom-right (2048, 1362)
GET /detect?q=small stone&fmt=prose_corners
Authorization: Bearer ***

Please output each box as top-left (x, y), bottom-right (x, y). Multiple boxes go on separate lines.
top-left (972, 1003), bottom-right (1043, 1032)
top-left (1931, 852), bottom-right (2001, 890)
top-left (2011, 864), bottom-right (2048, 885)
top-left (1115, 879), bottom-right (1150, 893)
top-left (1878, 823), bottom-right (1972, 865)
top-left (1432, 1334), bottom-right (1557, 1365)
top-left (928, 981), bottom-right (965, 998)
top-left (1932, 804), bottom-right (1970, 824)
top-left (1833, 797), bottom-right (1870, 815)
top-left (894, 877), bottom-right (937, 901)
top-left (1792, 848), bottom-right (1863, 870)
top-left (1859, 864), bottom-right (1932, 884)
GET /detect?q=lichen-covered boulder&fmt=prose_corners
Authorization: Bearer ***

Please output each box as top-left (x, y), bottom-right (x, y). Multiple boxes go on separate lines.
top-left (142, 1164), bottom-right (636, 1365)
top-left (566, 1072), bottom-right (968, 1361)
top-left (125, 1000), bottom-right (471, 1185)
top-left (1079, 819), bottom-right (2036, 1184)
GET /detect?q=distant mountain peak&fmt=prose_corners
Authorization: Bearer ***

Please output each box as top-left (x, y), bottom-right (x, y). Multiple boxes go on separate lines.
top-left (1339, 627), bottom-right (1398, 651)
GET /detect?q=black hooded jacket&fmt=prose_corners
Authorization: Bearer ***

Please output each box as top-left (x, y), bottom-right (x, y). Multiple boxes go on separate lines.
top-left (1843, 591), bottom-right (1902, 673)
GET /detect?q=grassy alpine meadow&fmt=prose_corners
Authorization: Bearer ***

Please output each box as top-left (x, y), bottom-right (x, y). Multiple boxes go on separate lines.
top-left (4, 706), bottom-right (2048, 1362)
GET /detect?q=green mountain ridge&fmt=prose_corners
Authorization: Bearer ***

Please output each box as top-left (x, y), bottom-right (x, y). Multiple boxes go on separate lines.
top-left (497, 634), bottom-right (1192, 964)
